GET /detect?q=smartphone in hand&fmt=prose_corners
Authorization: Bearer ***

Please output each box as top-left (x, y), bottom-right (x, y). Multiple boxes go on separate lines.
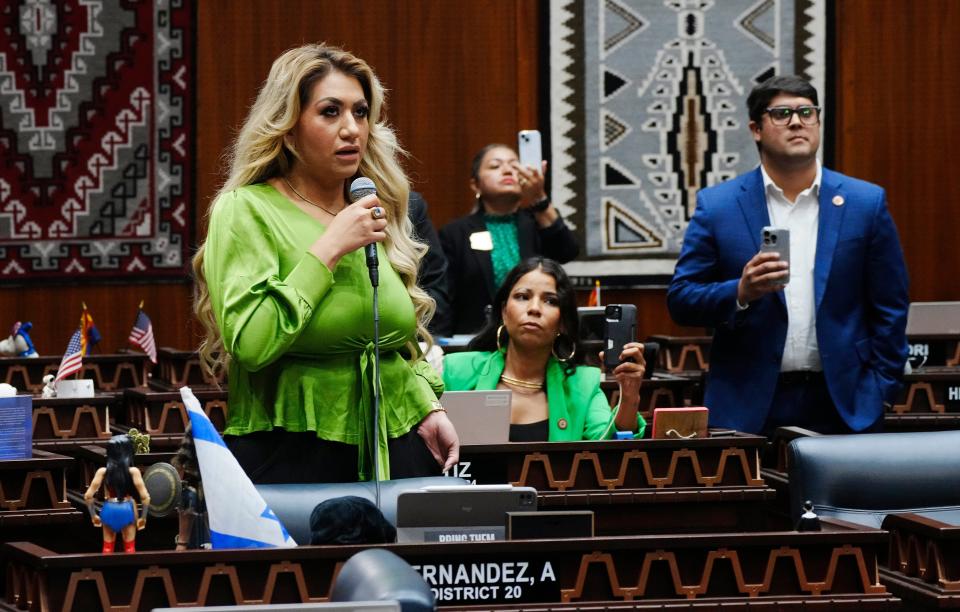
top-left (603, 304), bottom-right (637, 370)
top-left (518, 129), bottom-right (542, 170)
top-left (760, 226), bottom-right (790, 285)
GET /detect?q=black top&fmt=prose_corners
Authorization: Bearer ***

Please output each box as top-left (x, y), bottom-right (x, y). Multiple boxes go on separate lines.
top-left (509, 419), bottom-right (550, 442)
top-left (439, 207), bottom-right (579, 335)
top-left (408, 191), bottom-right (453, 336)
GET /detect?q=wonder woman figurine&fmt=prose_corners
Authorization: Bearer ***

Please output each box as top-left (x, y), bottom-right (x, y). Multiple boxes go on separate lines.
top-left (84, 434), bottom-right (151, 553)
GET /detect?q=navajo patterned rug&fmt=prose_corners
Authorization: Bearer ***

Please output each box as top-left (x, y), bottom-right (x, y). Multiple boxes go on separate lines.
top-left (0, 0), bottom-right (193, 283)
top-left (550, 0), bottom-right (828, 286)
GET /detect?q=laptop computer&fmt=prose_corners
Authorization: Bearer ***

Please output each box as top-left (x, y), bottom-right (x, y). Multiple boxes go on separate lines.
top-left (906, 301), bottom-right (960, 336)
top-left (395, 484), bottom-right (538, 543)
top-left (440, 390), bottom-right (512, 445)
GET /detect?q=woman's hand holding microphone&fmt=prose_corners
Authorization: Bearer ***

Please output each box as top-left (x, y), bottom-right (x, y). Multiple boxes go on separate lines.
top-left (309, 194), bottom-right (387, 270)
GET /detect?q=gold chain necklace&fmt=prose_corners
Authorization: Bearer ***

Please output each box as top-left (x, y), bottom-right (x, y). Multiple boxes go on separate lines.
top-left (500, 373), bottom-right (544, 391)
top-left (282, 177), bottom-right (339, 216)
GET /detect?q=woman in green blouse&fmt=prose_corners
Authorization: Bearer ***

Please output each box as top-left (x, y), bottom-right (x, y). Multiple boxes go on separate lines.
top-left (443, 258), bottom-right (647, 441)
top-left (192, 44), bottom-right (458, 483)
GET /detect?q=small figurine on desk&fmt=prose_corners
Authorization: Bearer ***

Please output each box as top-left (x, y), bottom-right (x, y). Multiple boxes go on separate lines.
top-left (795, 500), bottom-right (822, 532)
top-left (0, 321), bottom-right (38, 358)
top-left (171, 425), bottom-right (210, 550)
top-left (83, 434), bottom-right (151, 553)
top-left (41, 374), bottom-right (56, 398)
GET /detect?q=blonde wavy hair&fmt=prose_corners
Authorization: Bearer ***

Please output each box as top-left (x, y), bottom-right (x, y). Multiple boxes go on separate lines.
top-left (192, 43), bottom-right (434, 378)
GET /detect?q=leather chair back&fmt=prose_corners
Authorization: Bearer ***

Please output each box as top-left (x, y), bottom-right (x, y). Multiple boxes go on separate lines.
top-left (257, 476), bottom-right (467, 544)
top-left (787, 430), bottom-right (960, 528)
top-left (331, 548), bottom-right (435, 611)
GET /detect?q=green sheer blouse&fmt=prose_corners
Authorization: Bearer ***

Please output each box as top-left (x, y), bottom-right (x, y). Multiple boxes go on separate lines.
top-left (203, 184), bottom-right (441, 480)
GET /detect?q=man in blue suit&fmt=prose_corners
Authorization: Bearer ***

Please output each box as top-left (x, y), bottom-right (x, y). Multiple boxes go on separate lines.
top-left (667, 75), bottom-right (909, 435)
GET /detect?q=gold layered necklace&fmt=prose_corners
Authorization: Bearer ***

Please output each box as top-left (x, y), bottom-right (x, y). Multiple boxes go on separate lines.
top-left (500, 373), bottom-right (544, 392)
top-left (282, 177), bottom-right (340, 216)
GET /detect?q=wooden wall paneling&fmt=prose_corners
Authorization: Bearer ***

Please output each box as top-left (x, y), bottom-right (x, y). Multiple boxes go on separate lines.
top-left (833, 0), bottom-right (960, 302)
top-left (195, 0), bottom-right (538, 230)
top-left (7, 1), bottom-right (958, 360)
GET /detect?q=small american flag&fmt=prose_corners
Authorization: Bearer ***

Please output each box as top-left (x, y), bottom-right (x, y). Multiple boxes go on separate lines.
top-left (128, 310), bottom-right (157, 363)
top-left (55, 330), bottom-right (84, 381)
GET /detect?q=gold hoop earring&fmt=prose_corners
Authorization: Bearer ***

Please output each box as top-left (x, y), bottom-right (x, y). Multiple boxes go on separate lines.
top-left (552, 334), bottom-right (576, 363)
top-left (496, 325), bottom-right (507, 352)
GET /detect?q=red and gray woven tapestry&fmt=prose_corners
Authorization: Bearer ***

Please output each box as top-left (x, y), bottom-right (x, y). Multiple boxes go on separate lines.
top-left (0, 0), bottom-right (193, 283)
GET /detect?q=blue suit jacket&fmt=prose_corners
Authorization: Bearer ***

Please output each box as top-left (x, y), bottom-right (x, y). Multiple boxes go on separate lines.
top-left (667, 167), bottom-right (909, 433)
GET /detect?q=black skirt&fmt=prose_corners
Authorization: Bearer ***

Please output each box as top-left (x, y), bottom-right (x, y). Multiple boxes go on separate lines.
top-left (224, 428), bottom-right (441, 484)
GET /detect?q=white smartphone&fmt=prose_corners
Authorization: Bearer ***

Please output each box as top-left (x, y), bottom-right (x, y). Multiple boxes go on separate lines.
top-left (518, 129), bottom-right (542, 170)
top-left (760, 226), bottom-right (790, 285)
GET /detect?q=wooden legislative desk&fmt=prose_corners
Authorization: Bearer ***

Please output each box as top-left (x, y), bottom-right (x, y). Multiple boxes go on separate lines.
top-left (3, 520), bottom-right (900, 611)
top-left (0, 354), bottom-right (150, 395)
top-left (906, 335), bottom-right (960, 370)
top-left (648, 335), bottom-right (712, 374)
top-left (0, 450), bottom-right (86, 599)
top-left (600, 372), bottom-right (704, 413)
top-left (0, 451), bottom-right (78, 530)
top-left (121, 387), bottom-right (228, 444)
top-left (887, 367), bottom-right (960, 432)
top-left (454, 435), bottom-right (774, 536)
top-left (152, 347), bottom-right (223, 391)
top-left (29, 394), bottom-right (119, 451)
top-left (881, 513), bottom-right (960, 609)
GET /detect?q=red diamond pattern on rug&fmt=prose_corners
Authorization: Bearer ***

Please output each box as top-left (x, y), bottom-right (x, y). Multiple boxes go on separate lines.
top-left (0, 0), bottom-right (194, 282)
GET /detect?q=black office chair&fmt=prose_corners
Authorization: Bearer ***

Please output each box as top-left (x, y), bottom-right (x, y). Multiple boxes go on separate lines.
top-left (330, 548), bottom-right (435, 612)
top-left (257, 477), bottom-right (467, 544)
top-left (787, 430), bottom-right (960, 528)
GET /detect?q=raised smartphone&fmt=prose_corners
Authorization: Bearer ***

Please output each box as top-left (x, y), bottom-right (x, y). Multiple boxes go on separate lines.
top-left (603, 304), bottom-right (637, 370)
top-left (760, 226), bottom-right (790, 285)
top-left (518, 129), bottom-right (542, 170)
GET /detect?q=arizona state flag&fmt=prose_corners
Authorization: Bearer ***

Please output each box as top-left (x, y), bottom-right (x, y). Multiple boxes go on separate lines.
top-left (586, 280), bottom-right (601, 307)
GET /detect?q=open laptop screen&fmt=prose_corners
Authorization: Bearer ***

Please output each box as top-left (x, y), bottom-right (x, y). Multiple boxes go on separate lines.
top-left (440, 390), bottom-right (512, 445)
top-left (906, 301), bottom-right (960, 336)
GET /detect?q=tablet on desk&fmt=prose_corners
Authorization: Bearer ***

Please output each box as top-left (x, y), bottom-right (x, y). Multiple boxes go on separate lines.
top-left (396, 485), bottom-right (537, 543)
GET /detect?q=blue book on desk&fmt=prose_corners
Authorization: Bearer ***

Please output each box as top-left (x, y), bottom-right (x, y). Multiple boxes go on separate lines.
top-left (0, 395), bottom-right (32, 459)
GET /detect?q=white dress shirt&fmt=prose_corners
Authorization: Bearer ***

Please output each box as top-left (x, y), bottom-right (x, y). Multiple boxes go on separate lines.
top-left (760, 162), bottom-right (823, 372)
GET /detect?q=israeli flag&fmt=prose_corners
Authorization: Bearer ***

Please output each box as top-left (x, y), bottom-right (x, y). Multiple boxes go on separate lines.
top-left (180, 386), bottom-right (296, 548)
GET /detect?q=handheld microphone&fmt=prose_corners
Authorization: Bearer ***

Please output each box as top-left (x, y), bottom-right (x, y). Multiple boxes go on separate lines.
top-left (349, 177), bottom-right (379, 286)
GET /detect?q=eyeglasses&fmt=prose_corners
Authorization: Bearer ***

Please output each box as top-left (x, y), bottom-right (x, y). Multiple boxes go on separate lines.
top-left (764, 105), bottom-right (821, 126)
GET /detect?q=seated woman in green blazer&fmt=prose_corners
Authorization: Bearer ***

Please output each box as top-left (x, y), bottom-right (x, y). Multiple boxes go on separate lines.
top-left (442, 257), bottom-right (646, 441)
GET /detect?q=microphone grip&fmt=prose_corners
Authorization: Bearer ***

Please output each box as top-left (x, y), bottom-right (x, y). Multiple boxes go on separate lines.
top-left (348, 179), bottom-right (380, 286)
top-left (365, 243), bottom-right (379, 286)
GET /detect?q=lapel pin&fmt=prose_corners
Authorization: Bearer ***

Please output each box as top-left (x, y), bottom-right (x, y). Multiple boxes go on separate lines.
top-left (832, 195), bottom-right (844, 207)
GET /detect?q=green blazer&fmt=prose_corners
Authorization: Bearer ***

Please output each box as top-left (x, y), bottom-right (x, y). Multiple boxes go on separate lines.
top-left (442, 351), bottom-right (645, 441)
